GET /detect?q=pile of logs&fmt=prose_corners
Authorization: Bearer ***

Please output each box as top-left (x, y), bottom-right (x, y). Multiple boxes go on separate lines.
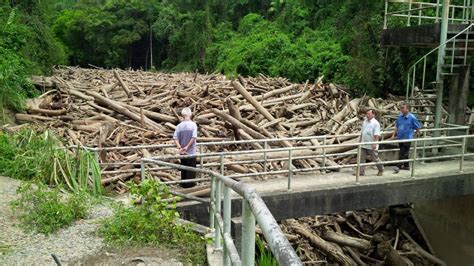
top-left (276, 206), bottom-right (446, 265)
top-left (10, 67), bottom-right (424, 192)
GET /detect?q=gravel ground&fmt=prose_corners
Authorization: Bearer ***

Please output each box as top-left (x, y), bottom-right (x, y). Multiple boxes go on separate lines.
top-left (0, 176), bottom-right (182, 265)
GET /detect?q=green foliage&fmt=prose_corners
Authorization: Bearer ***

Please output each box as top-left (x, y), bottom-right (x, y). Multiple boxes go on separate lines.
top-left (207, 14), bottom-right (349, 83)
top-left (0, 9), bottom-right (36, 111)
top-left (256, 235), bottom-right (278, 266)
top-left (0, 130), bottom-right (103, 195)
top-left (11, 182), bottom-right (90, 234)
top-left (99, 179), bottom-right (206, 264)
top-left (0, 3), bottom-right (66, 113)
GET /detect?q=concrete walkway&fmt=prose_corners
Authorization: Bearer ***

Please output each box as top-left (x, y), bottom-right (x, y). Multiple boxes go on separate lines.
top-left (240, 159), bottom-right (474, 197)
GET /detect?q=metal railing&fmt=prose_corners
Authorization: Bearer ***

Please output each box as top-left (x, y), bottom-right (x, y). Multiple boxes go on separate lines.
top-left (384, 0), bottom-right (474, 29)
top-left (405, 22), bottom-right (474, 101)
top-left (141, 158), bottom-right (302, 266)
top-left (134, 124), bottom-right (472, 265)
top-left (143, 124), bottom-right (470, 185)
top-left (73, 123), bottom-right (471, 265)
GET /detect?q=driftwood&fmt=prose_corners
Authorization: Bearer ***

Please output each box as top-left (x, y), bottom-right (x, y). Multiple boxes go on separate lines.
top-left (21, 67), bottom-right (422, 194)
top-left (321, 228), bottom-right (371, 251)
top-left (289, 221), bottom-right (353, 265)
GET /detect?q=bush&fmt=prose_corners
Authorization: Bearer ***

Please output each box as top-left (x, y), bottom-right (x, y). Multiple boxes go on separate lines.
top-left (11, 182), bottom-right (90, 234)
top-left (99, 179), bottom-right (207, 264)
top-left (0, 130), bottom-right (102, 195)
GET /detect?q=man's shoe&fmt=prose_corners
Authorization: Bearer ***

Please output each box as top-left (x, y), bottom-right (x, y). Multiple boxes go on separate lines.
top-left (353, 172), bottom-right (365, 176)
top-left (377, 170), bottom-right (384, 176)
top-left (401, 166), bottom-right (410, 171)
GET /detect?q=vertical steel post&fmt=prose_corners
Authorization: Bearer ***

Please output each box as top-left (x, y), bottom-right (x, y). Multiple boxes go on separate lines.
top-left (418, 4), bottom-right (422, 25)
top-left (322, 136), bottom-right (326, 172)
top-left (214, 178), bottom-right (222, 249)
top-left (384, 0), bottom-right (388, 29)
top-left (436, 0), bottom-right (441, 22)
top-left (451, 38), bottom-right (456, 73)
top-left (140, 160), bottom-right (145, 180)
top-left (406, 72), bottom-right (411, 101)
top-left (408, 1), bottom-right (412, 26)
top-left (263, 141), bottom-right (268, 173)
top-left (288, 149), bottom-right (292, 190)
top-left (422, 131), bottom-right (427, 164)
top-left (210, 174), bottom-right (216, 229)
top-left (463, 0), bottom-right (467, 22)
top-left (422, 57), bottom-right (427, 91)
top-left (411, 140), bottom-right (417, 178)
top-left (214, 155), bottom-right (224, 250)
top-left (464, 25), bottom-right (469, 64)
top-left (460, 136), bottom-right (466, 172)
top-left (223, 185), bottom-right (231, 266)
top-left (412, 67), bottom-right (416, 98)
top-left (356, 144), bottom-right (362, 184)
top-left (241, 200), bottom-right (255, 266)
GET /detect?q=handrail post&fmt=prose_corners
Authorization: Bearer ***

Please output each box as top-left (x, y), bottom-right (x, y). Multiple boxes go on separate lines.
top-left (422, 131), bottom-right (427, 164)
top-left (322, 136), bottom-right (326, 173)
top-left (223, 185), bottom-right (231, 266)
top-left (459, 136), bottom-right (466, 173)
top-left (288, 149), bottom-right (292, 190)
top-left (418, 3), bottom-right (422, 25)
top-left (408, 0), bottom-right (412, 26)
top-left (210, 174), bottom-right (216, 229)
top-left (140, 160), bottom-right (145, 180)
top-left (422, 57), bottom-right (427, 91)
top-left (214, 155), bottom-right (224, 250)
top-left (464, 24), bottom-right (469, 64)
top-left (241, 200), bottom-right (255, 266)
top-left (451, 38), bottom-right (456, 73)
top-left (263, 141), bottom-right (268, 173)
top-left (356, 144), bottom-right (362, 184)
top-left (436, 0), bottom-right (440, 22)
top-left (412, 66), bottom-right (416, 98)
top-left (214, 179), bottom-right (222, 250)
top-left (384, 0), bottom-right (388, 29)
top-left (411, 139), bottom-right (417, 178)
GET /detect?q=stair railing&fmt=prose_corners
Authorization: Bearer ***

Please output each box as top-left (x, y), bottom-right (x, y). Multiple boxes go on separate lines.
top-left (384, 0), bottom-right (473, 29)
top-left (406, 22), bottom-right (474, 100)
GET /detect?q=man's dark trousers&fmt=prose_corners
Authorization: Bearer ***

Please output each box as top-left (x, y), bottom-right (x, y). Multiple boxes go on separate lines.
top-left (398, 142), bottom-right (411, 169)
top-left (180, 158), bottom-right (197, 188)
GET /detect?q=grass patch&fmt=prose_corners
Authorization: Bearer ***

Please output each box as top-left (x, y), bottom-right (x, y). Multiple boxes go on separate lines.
top-left (99, 179), bottom-right (207, 264)
top-left (0, 129), bottom-right (102, 195)
top-left (256, 235), bottom-right (278, 266)
top-left (10, 182), bottom-right (91, 234)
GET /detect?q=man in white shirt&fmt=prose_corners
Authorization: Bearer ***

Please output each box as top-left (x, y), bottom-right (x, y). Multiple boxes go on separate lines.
top-left (173, 107), bottom-right (198, 188)
top-left (356, 109), bottom-right (384, 176)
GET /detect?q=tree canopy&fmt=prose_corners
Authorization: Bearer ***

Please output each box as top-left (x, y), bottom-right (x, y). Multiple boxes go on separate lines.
top-left (0, 0), bottom-right (472, 112)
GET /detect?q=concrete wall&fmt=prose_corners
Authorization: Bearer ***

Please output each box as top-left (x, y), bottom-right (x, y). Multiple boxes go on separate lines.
top-left (414, 194), bottom-right (474, 266)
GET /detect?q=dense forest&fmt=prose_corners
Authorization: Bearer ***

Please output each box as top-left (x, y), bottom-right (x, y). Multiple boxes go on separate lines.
top-left (0, 0), bottom-right (470, 114)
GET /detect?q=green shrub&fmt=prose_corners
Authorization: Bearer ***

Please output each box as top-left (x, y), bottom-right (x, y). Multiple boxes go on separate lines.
top-left (99, 179), bottom-right (207, 264)
top-left (256, 235), bottom-right (278, 266)
top-left (0, 129), bottom-right (102, 195)
top-left (11, 182), bottom-right (90, 234)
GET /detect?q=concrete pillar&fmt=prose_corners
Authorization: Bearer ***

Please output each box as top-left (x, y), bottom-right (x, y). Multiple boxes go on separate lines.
top-left (448, 64), bottom-right (471, 125)
top-left (414, 194), bottom-right (474, 265)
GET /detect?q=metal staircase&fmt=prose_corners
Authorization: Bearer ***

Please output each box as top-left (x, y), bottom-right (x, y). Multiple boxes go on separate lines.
top-left (406, 23), bottom-right (473, 126)
top-left (384, 0), bottom-right (474, 127)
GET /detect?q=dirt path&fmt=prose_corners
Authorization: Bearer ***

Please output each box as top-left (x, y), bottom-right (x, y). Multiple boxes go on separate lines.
top-left (0, 176), bottom-right (182, 265)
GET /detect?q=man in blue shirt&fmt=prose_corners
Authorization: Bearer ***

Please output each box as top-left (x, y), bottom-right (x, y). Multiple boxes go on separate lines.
top-left (391, 103), bottom-right (421, 171)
